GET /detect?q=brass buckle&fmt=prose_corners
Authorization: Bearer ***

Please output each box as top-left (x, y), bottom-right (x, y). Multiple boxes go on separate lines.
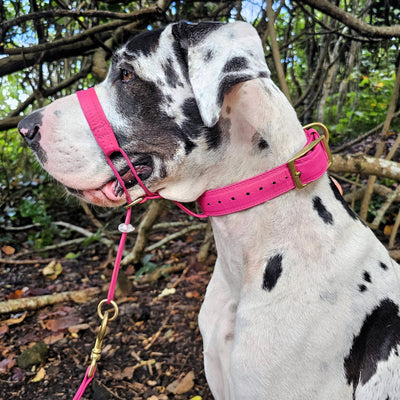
top-left (287, 123), bottom-right (333, 189)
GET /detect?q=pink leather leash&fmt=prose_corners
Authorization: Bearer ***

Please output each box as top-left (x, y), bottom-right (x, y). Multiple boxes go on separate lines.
top-left (72, 87), bottom-right (332, 399)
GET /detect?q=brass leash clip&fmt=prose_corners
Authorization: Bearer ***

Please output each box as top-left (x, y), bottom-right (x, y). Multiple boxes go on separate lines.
top-left (88, 300), bottom-right (119, 378)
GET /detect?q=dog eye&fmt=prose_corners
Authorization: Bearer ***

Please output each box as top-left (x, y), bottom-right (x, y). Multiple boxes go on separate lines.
top-left (121, 69), bottom-right (134, 82)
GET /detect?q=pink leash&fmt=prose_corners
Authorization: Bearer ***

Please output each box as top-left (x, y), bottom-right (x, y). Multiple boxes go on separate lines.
top-left (72, 87), bottom-right (332, 399)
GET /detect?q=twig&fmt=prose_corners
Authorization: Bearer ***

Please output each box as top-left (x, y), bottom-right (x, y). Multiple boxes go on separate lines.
top-left (389, 209), bottom-right (400, 249)
top-left (123, 200), bottom-right (166, 266)
top-left (145, 224), bottom-right (206, 252)
top-left (370, 185), bottom-right (400, 230)
top-left (78, 200), bottom-right (104, 230)
top-left (143, 314), bottom-right (171, 350)
top-left (3, 223), bottom-right (41, 231)
top-left (135, 263), bottom-right (187, 284)
top-left (197, 220), bottom-right (214, 263)
top-left (0, 258), bottom-right (54, 265)
top-left (0, 287), bottom-right (101, 314)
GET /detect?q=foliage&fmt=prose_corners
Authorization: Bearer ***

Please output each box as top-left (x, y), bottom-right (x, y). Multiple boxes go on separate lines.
top-left (325, 70), bottom-right (398, 142)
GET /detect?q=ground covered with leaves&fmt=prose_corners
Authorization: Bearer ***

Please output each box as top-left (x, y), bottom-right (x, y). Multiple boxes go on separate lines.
top-left (0, 202), bottom-right (214, 400)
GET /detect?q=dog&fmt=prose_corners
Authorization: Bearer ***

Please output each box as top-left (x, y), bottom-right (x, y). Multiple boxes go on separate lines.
top-left (18, 21), bottom-right (400, 399)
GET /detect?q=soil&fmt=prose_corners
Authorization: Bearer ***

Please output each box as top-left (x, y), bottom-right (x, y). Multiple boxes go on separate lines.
top-left (0, 202), bottom-right (214, 400)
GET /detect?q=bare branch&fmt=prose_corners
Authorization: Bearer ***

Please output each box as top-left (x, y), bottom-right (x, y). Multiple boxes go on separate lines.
top-left (298, 0), bottom-right (400, 38)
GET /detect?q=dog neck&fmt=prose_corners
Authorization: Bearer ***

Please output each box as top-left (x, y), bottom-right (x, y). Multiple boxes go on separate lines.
top-left (209, 78), bottom-right (324, 288)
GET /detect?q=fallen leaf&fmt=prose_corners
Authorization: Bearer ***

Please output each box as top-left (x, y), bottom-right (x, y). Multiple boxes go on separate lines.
top-left (45, 315), bottom-right (83, 332)
top-left (185, 291), bottom-right (200, 299)
top-left (30, 367), bottom-right (46, 382)
top-left (42, 261), bottom-right (63, 280)
top-left (0, 356), bottom-right (16, 375)
top-left (384, 224), bottom-right (393, 236)
top-left (0, 325), bottom-right (9, 337)
top-left (158, 288), bottom-right (176, 298)
top-left (1, 245), bottom-right (15, 255)
top-left (166, 370), bottom-right (195, 394)
top-left (2, 312), bottom-right (28, 326)
top-left (43, 332), bottom-right (64, 345)
top-left (68, 323), bottom-right (90, 334)
top-left (190, 397), bottom-right (203, 400)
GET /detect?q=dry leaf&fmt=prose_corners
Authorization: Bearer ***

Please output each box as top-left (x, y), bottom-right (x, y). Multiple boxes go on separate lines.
top-left (3, 312), bottom-right (28, 326)
top-left (384, 224), bottom-right (393, 236)
top-left (42, 261), bottom-right (63, 280)
top-left (158, 288), bottom-right (176, 298)
top-left (45, 315), bottom-right (83, 332)
top-left (166, 370), bottom-right (195, 394)
top-left (43, 332), bottom-right (64, 345)
top-left (68, 323), bottom-right (90, 334)
top-left (1, 245), bottom-right (15, 255)
top-left (30, 367), bottom-right (46, 382)
top-left (0, 356), bottom-right (16, 374)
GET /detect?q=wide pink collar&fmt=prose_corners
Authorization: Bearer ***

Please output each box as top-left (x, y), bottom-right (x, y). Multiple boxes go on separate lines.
top-left (197, 126), bottom-right (332, 216)
top-left (77, 87), bottom-right (332, 218)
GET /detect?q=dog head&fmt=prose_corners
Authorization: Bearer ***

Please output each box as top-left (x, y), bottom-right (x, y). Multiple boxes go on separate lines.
top-left (18, 21), bottom-right (271, 206)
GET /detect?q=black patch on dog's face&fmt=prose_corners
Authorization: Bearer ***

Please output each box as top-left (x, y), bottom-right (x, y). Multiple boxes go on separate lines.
top-left (262, 254), bottom-right (283, 291)
top-left (313, 196), bottom-right (333, 225)
top-left (125, 28), bottom-right (163, 56)
top-left (344, 298), bottom-right (400, 392)
top-left (181, 98), bottom-right (223, 150)
top-left (223, 57), bottom-right (249, 73)
top-left (163, 58), bottom-right (183, 88)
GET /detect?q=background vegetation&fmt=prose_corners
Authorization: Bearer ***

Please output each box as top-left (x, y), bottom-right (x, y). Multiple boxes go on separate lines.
top-left (1, 0), bottom-right (400, 254)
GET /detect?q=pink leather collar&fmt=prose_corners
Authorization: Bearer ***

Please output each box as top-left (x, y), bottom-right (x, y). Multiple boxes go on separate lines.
top-left (197, 128), bottom-right (332, 216)
top-left (77, 87), bottom-right (332, 218)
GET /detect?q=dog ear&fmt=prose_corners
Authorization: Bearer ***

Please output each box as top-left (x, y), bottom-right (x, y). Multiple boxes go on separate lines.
top-left (172, 21), bottom-right (270, 127)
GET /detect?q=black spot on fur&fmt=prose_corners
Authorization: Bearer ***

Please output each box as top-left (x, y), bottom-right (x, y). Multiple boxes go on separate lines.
top-left (380, 261), bottom-right (389, 271)
top-left (359, 284), bottom-right (367, 292)
top-left (204, 49), bottom-right (214, 62)
top-left (313, 196), bottom-right (334, 225)
top-left (344, 299), bottom-right (400, 392)
top-left (262, 254), bottom-right (283, 292)
top-left (223, 57), bottom-right (249, 73)
top-left (258, 138), bottom-right (269, 151)
top-left (163, 58), bottom-right (183, 88)
top-left (329, 177), bottom-right (360, 222)
top-left (363, 271), bottom-right (372, 283)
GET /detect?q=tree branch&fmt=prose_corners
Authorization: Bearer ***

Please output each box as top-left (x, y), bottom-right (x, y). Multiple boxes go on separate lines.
top-left (298, 0), bottom-right (400, 38)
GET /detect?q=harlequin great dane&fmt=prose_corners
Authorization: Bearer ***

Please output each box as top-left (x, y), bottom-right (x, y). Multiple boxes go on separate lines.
top-left (18, 21), bottom-right (400, 399)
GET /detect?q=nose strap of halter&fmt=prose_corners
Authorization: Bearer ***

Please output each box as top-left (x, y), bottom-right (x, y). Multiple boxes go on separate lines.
top-left (76, 87), bottom-right (157, 204)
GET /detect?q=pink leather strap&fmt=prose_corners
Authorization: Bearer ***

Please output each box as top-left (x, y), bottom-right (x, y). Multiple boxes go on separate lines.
top-left (197, 129), bottom-right (330, 216)
top-left (76, 87), bottom-right (331, 218)
top-left (76, 88), bottom-right (156, 200)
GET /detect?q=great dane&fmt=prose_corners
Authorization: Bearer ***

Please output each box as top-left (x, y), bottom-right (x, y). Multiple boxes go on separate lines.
top-left (18, 21), bottom-right (400, 399)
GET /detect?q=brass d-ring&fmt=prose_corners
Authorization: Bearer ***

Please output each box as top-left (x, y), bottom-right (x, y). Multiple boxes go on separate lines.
top-left (97, 299), bottom-right (119, 321)
top-left (303, 122), bottom-right (330, 143)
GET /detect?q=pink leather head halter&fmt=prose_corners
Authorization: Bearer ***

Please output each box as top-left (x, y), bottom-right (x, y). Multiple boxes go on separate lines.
top-left (76, 87), bottom-right (332, 217)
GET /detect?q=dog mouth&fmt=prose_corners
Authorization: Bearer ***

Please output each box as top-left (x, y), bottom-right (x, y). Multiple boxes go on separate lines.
top-left (75, 155), bottom-right (154, 205)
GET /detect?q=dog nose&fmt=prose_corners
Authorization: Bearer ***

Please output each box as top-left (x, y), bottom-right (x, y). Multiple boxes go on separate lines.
top-left (18, 111), bottom-right (43, 144)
